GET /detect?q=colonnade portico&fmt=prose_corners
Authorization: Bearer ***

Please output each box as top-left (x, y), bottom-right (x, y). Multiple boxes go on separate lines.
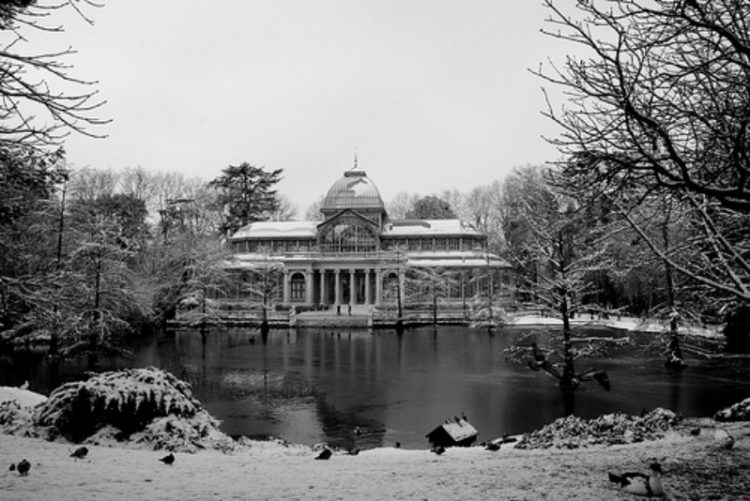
top-left (282, 266), bottom-right (406, 308)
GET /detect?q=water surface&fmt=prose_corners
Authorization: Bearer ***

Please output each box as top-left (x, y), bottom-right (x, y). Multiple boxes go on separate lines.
top-left (2, 326), bottom-right (749, 449)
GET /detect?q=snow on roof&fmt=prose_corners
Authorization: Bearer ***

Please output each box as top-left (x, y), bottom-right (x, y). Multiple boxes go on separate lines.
top-left (230, 218), bottom-right (483, 241)
top-left (231, 221), bottom-right (317, 240)
top-left (428, 419), bottom-right (478, 443)
top-left (383, 219), bottom-right (483, 237)
top-left (406, 251), bottom-right (510, 268)
top-left (407, 258), bottom-right (508, 268)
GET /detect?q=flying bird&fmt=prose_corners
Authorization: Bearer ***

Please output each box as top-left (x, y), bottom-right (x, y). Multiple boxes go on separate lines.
top-left (315, 447), bottom-right (332, 460)
top-left (70, 446), bottom-right (89, 461)
top-left (608, 462), bottom-right (664, 497)
top-left (159, 453), bottom-right (175, 465)
top-left (16, 459), bottom-right (30, 476)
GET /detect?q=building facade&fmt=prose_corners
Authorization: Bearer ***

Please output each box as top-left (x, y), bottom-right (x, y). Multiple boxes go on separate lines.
top-left (224, 169), bottom-right (508, 310)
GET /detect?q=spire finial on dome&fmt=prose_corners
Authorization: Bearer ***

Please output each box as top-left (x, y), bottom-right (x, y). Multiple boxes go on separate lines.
top-left (353, 148), bottom-right (358, 170)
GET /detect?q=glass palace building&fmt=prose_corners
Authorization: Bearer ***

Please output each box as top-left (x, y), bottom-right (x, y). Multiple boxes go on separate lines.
top-left (224, 169), bottom-right (508, 311)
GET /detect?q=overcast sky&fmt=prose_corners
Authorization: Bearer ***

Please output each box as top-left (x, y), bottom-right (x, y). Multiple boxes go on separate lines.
top-left (34, 0), bottom-right (573, 213)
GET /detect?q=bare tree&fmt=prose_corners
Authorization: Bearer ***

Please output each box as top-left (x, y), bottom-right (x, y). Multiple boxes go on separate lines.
top-left (538, 1), bottom-right (750, 311)
top-left (1, 0), bottom-right (108, 150)
top-left (538, 0), bottom-right (750, 211)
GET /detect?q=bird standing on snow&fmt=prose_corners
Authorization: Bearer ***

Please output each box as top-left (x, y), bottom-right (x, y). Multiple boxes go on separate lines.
top-left (431, 446), bottom-right (446, 456)
top-left (159, 453), bottom-right (175, 465)
top-left (70, 446), bottom-right (89, 461)
top-left (716, 429), bottom-right (735, 450)
top-left (16, 459), bottom-right (31, 476)
top-left (315, 447), bottom-right (332, 460)
top-left (608, 462), bottom-right (664, 497)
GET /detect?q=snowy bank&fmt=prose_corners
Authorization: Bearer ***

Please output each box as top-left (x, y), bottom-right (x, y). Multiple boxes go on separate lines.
top-left (1, 417), bottom-right (749, 500)
top-left (0, 386), bottom-right (47, 408)
top-left (506, 313), bottom-right (722, 337)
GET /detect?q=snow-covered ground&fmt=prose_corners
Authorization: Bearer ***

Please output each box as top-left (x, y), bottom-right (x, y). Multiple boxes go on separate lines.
top-left (506, 313), bottom-right (721, 338)
top-left (1, 419), bottom-right (748, 500)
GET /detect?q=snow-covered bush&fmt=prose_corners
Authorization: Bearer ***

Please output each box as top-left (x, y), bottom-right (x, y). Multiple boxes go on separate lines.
top-left (0, 401), bottom-right (37, 436)
top-left (515, 408), bottom-right (682, 449)
top-left (715, 397), bottom-right (750, 422)
top-left (32, 367), bottom-right (229, 451)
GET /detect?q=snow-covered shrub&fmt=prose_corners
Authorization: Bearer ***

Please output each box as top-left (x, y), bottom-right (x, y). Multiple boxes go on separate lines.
top-left (515, 408), bottom-right (682, 449)
top-left (0, 401), bottom-right (37, 436)
top-left (715, 397), bottom-right (750, 422)
top-left (129, 409), bottom-right (234, 453)
top-left (33, 367), bottom-right (216, 445)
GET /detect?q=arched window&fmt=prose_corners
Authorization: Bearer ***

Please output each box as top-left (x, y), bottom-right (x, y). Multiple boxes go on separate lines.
top-left (290, 272), bottom-right (306, 302)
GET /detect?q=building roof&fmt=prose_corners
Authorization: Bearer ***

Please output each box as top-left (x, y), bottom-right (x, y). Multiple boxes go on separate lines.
top-left (384, 219), bottom-right (483, 237)
top-left (321, 170), bottom-right (386, 212)
top-left (230, 219), bottom-right (487, 241)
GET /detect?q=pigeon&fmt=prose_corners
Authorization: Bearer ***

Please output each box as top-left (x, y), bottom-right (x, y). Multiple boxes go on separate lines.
top-left (347, 448), bottom-right (360, 456)
top-left (16, 459), bottom-right (30, 476)
top-left (315, 447), bottom-right (332, 460)
top-left (9, 463), bottom-right (15, 471)
top-left (608, 462), bottom-right (664, 497)
top-left (70, 446), bottom-right (89, 460)
top-left (394, 442), bottom-right (401, 449)
top-left (431, 446), bottom-right (446, 455)
top-left (485, 442), bottom-right (501, 451)
top-left (159, 453), bottom-right (175, 465)
top-left (19, 380), bottom-right (29, 390)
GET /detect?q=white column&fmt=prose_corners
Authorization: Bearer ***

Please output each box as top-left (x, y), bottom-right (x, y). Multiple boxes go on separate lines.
top-left (305, 268), bottom-right (314, 304)
top-left (349, 269), bottom-right (356, 306)
top-left (375, 269), bottom-right (382, 306)
top-left (282, 270), bottom-right (290, 304)
top-left (334, 269), bottom-right (341, 305)
top-left (364, 268), bottom-right (371, 305)
top-left (319, 270), bottom-right (326, 306)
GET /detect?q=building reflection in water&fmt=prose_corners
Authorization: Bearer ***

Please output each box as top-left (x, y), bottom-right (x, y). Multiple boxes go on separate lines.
top-left (45, 325), bottom-right (749, 449)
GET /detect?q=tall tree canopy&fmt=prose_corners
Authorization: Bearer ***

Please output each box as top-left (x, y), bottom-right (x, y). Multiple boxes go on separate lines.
top-left (209, 163), bottom-right (283, 237)
top-left (405, 195), bottom-right (456, 219)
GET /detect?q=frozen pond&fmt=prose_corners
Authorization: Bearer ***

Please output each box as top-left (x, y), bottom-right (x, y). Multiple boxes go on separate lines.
top-left (3, 326), bottom-right (750, 449)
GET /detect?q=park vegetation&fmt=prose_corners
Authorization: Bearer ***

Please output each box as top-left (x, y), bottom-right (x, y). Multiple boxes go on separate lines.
top-left (2, 0), bottom-right (749, 370)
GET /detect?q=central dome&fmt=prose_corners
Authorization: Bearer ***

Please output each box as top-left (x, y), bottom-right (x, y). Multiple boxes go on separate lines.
top-left (321, 170), bottom-right (385, 212)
